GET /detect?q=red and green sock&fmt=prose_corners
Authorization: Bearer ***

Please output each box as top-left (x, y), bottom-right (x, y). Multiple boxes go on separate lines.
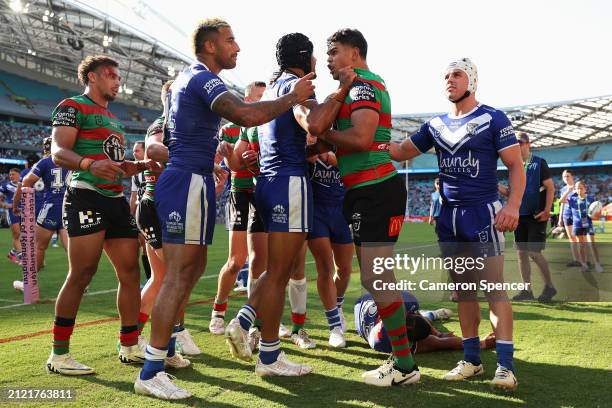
top-left (137, 312), bottom-right (149, 335)
top-left (120, 325), bottom-right (139, 347)
top-left (291, 312), bottom-right (306, 334)
top-left (52, 316), bottom-right (75, 356)
top-left (212, 299), bottom-right (228, 319)
top-left (378, 301), bottom-right (416, 371)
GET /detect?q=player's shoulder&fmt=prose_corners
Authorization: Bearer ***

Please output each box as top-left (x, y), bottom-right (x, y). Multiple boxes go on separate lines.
top-left (146, 116), bottom-right (165, 137)
top-left (183, 63), bottom-right (225, 93)
top-left (38, 156), bottom-right (53, 167)
top-left (54, 95), bottom-right (85, 111)
top-left (479, 104), bottom-right (511, 122)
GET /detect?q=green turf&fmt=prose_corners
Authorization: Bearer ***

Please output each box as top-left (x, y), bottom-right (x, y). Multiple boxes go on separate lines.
top-left (0, 223), bottom-right (610, 407)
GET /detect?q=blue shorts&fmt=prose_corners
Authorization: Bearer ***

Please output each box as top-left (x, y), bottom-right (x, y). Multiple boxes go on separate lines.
top-left (308, 203), bottom-right (352, 244)
top-left (155, 168), bottom-right (216, 245)
top-left (255, 175), bottom-right (313, 233)
top-left (436, 200), bottom-right (505, 257)
top-left (7, 209), bottom-right (20, 225)
top-left (562, 215), bottom-right (573, 227)
top-left (36, 201), bottom-right (64, 231)
top-left (572, 221), bottom-right (594, 236)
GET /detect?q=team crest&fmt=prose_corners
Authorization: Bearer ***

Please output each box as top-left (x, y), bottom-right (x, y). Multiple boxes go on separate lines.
top-left (95, 115), bottom-right (104, 126)
top-left (102, 134), bottom-right (125, 162)
top-left (466, 122), bottom-right (479, 135)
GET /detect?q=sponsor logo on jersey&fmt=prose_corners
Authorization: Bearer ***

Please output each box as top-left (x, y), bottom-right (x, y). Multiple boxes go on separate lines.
top-left (388, 215), bottom-right (404, 237)
top-left (499, 125), bottom-right (515, 140)
top-left (438, 150), bottom-right (480, 178)
top-left (78, 210), bottom-right (102, 228)
top-left (350, 83), bottom-right (376, 102)
top-left (102, 134), bottom-right (125, 162)
top-left (203, 78), bottom-right (224, 95)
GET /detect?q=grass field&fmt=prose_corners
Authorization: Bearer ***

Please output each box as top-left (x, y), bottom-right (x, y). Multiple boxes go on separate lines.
top-left (0, 223), bottom-right (610, 407)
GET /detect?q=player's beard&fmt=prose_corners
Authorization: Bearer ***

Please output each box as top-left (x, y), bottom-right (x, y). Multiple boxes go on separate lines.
top-left (103, 92), bottom-right (116, 102)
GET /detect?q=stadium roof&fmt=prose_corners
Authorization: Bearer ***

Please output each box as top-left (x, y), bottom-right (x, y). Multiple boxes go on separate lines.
top-left (0, 0), bottom-right (243, 108)
top-left (392, 94), bottom-right (612, 148)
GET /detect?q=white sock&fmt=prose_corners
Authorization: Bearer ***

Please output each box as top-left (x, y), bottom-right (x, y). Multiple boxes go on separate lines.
top-left (288, 278), bottom-right (307, 314)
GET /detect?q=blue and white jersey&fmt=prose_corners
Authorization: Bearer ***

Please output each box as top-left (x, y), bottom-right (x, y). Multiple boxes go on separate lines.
top-left (560, 185), bottom-right (576, 218)
top-left (411, 104), bottom-right (518, 206)
top-left (20, 167), bottom-right (45, 209)
top-left (567, 194), bottom-right (594, 227)
top-left (258, 72), bottom-right (316, 177)
top-left (31, 156), bottom-right (68, 205)
top-left (166, 62), bottom-right (229, 175)
top-left (0, 179), bottom-right (18, 204)
top-left (309, 158), bottom-right (345, 205)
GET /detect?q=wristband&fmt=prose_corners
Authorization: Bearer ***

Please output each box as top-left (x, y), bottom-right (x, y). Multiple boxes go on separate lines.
top-left (78, 158), bottom-right (95, 171)
top-left (332, 89), bottom-right (348, 104)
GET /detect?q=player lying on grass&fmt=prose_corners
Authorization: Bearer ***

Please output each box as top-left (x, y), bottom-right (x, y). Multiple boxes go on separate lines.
top-left (354, 292), bottom-right (495, 354)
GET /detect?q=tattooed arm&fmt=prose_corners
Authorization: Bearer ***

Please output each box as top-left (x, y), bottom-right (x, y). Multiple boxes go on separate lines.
top-left (212, 73), bottom-right (315, 127)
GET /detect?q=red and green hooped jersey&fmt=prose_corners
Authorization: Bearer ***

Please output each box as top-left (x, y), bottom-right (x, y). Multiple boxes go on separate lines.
top-left (51, 94), bottom-right (126, 197)
top-left (238, 126), bottom-right (261, 185)
top-left (335, 68), bottom-right (396, 190)
top-left (142, 115), bottom-right (164, 200)
top-left (219, 122), bottom-right (254, 192)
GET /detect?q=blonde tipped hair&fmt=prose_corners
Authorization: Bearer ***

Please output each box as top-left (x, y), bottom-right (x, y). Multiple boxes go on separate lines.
top-left (192, 18), bottom-right (230, 55)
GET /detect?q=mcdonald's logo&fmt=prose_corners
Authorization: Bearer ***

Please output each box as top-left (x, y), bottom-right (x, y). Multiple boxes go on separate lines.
top-left (388, 215), bottom-right (404, 237)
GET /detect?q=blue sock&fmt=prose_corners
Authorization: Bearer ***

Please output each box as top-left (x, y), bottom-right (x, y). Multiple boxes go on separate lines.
top-left (325, 307), bottom-right (342, 331)
top-left (496, 340), bottom-right (514, 372)
top-left (259, 339), bottom-right (281, 364)
top-left (175, 324), bottom-right (185, 333)
top-left (462, 336), bottom-right (481, 365)
top-left (336, 296), bottom-right (344, 308)
top-left (140, 345), bottom-right (167, 380)
top-left (237, 304), bottom-right (256, 331)
top-left (167, 325), bottom-right (180, 357)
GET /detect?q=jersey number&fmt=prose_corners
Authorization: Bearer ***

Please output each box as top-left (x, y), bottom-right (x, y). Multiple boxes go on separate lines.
top-left (51, 168), bottom-right (64, 188)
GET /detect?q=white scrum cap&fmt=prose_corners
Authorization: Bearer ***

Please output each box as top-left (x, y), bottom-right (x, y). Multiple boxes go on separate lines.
top-left (446, 58), bottom-right (478, 94)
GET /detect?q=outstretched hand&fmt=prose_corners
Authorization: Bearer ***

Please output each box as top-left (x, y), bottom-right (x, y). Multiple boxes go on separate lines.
top-left (291, 72), bottom-right (316, 103)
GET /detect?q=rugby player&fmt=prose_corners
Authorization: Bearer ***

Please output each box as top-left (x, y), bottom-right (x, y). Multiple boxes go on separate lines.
top-left (317, 29), bottom-right (420, 386)
top-left (390, 58), bottom-right (525, 391)
top-left (47, 55), bottom-right (156, 375)
top-left (209, 81), bottom-right (267, 336)
top-left (133, 80), bottom-right (200, 365)
top-left (354, 292), bottom-right (494, 354)
top-left (129, 141), bottom-right (152, 281)
top-left (135, 20), bottom-right (316, 399)
top-left (13, 137), bottom-right (69, 271)
top-left (306, 135), bottom-right (353, 347)
top-left (224, 32), bottom-right (356, 377)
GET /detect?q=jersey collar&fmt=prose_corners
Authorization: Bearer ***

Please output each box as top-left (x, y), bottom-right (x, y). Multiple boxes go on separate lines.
top-left (447, 103), bottom-right (481, 119)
